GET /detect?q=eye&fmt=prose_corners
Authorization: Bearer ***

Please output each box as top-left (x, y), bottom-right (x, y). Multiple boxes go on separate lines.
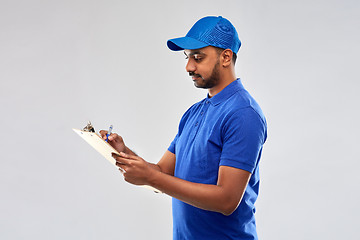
top-left (193, 54), bottom-right (202, 62)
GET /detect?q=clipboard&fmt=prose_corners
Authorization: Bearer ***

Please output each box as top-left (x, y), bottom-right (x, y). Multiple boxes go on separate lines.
top-left (72, 128), bottom-right (119, 166)
top-left (73, 122), bottom-right (161, 193)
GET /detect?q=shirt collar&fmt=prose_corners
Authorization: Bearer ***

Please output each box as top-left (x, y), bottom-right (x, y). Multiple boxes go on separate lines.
top-left (207, 78), bottom-right (245, 106)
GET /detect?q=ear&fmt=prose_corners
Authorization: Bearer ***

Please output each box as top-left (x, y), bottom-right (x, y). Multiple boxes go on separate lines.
top-left (221, 49), bottom-right (233, 68)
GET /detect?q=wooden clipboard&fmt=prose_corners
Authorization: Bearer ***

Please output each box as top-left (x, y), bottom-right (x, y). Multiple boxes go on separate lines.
top-left (73, 128), bottom-right (119, 166)
top-left (73, 127), bottom-right (161, 193)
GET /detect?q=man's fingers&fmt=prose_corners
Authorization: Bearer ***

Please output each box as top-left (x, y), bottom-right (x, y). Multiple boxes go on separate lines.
top-left (116, 162), bottom-right (127, 172)
top-left (115, 161), bottom-right (126, 173)
top-left (112, 152), bottom-right (137, 166)
top-left (107, 133), bottom-right (119, 141)
top-left (99, 130), bottom-right (119, 141)
top-left (99, 130), bottom-right (108, 138)
top-left (114, 156), bottom-right (128, 166)
top-left (114, 155), bottom-right (130, 174)
top-left (113, 153), bottom-right (127, 162)
top-left (116, 151), bottom-right (140, 161)
top-left (115, 161), bottom-right (125, 166)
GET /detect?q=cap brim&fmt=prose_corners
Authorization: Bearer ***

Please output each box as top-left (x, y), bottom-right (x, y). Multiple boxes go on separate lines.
top-left (167, 37), bottom-right (209, 51)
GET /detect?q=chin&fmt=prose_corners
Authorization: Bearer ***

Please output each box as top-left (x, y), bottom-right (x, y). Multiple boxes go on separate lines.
top-left (194, 83), bottom-right (210, 89)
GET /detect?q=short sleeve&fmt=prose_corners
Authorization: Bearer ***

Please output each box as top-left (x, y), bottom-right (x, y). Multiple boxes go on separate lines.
top-left (220, 107), bottom-right (267, 173)
top-left (168, 134), bottom-right (178, 154)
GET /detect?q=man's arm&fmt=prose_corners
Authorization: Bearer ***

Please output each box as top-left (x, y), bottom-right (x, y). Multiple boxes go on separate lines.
top-left (156, 150), bottom-right (176, 176)
top-left (113, 151), bottom-right (251, 216)
top-left (99, 130), bottom-right (175, 173)
top-left (137, 150), bottom-right (176, 174)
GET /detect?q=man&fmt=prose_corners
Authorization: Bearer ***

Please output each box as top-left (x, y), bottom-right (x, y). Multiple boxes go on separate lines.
top-left (100, 16), bottom-right (267, 240)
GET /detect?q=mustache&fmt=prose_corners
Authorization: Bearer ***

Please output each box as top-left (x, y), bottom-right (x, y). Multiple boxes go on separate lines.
top-left (189, 72), bottom-right (203, 78)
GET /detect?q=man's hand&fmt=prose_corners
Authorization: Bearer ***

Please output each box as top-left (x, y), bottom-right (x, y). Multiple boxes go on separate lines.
top-left (112, 152), bottom-right (157, 185)
top-left (99, 130), bottom-right (130, 155)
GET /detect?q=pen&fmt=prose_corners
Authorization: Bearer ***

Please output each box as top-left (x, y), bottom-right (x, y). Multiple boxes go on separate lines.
top-left (105, 125), bottom-right (113, 142)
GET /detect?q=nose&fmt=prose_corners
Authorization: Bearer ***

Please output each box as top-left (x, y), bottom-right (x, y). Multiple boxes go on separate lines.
top-left (186, 59), bottom-right (196, 73)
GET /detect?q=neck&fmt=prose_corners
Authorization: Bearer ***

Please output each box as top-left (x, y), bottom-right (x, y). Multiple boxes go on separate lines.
top-left (208, 69), bottom-right (236, 98)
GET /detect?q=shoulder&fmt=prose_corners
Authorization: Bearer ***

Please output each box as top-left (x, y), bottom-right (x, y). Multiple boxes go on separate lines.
top-left (223, 106), bottom-right (266, 132)
top-left (219, 91), bottom-right (267, 142)
top-left (224, 88), bottom-right (267, 126)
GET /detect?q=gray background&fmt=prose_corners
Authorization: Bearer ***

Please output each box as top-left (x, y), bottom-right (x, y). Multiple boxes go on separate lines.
top-left (1, 0), bottom-right (359, 239)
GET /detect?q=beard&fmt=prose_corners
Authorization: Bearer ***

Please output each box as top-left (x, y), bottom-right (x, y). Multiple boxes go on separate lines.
top-left (190, 61), bottom-right (220, 89)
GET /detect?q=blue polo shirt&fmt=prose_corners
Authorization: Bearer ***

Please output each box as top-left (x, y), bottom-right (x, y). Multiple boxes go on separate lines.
top-left (168, 79), bottom-right (267, 240)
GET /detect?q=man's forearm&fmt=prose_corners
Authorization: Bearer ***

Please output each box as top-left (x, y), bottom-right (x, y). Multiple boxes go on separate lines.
top-left (112, 152), bottom-right (249, 215)
top-left (148, 163), bottom-right (162, 172)
top-left (147, 170), bottom-right (242, 216)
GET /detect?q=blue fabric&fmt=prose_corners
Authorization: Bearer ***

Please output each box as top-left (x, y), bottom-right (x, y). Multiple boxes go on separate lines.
top-left (167, 16), bottom-right (241, 54)
top-left (168, 79), bottom-right (267, 240)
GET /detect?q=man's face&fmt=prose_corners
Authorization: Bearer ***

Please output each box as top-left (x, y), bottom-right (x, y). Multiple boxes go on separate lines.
top-left (184, 47), bottom-right (221, 89)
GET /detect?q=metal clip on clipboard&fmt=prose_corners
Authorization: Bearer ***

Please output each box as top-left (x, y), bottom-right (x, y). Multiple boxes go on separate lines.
top-left (83, 121), bottom-right (95, 133)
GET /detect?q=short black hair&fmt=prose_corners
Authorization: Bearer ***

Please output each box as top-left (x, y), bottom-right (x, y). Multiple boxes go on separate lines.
top-left (215, 47), bottom-right (237, 65)
top-left (232, 52), bottom-right (237, 65)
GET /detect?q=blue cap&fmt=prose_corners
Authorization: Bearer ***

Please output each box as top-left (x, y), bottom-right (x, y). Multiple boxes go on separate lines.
top-left (167, 16), bottom-right (241, 54)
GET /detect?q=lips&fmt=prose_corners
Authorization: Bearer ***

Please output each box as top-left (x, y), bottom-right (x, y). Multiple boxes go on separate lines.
top-left (189, 72), bottom-right (202, 80)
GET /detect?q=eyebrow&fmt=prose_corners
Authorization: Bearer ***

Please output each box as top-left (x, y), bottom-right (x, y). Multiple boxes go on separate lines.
top-left (184, 50), bottom-right (206, 57)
